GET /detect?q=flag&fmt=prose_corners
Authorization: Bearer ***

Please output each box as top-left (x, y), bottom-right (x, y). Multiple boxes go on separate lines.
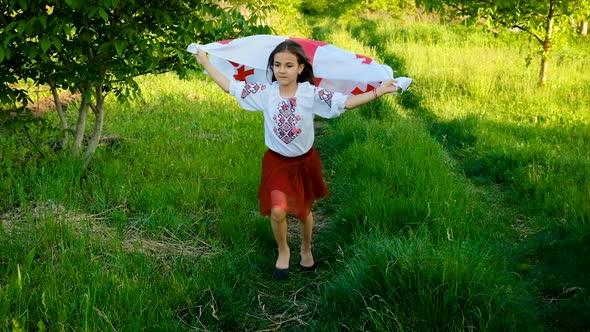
top-left (187, 35), bottom-right (412, 95)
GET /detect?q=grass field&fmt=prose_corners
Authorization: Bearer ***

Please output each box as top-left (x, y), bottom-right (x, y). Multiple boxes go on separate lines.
top-left (1, 12), bottom-right (588, 331)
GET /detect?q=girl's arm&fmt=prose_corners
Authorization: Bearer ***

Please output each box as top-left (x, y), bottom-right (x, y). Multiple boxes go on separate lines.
top-left (195, 50), bottom-right (230, 93)
top-left (344, 79), bottom-right (398, 110)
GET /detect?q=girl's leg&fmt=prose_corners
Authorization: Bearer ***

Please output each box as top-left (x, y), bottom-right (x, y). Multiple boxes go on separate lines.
top-left (270, 206), bottom-right (290, 269)
top-left (299, 212), bottom-right (315, 267)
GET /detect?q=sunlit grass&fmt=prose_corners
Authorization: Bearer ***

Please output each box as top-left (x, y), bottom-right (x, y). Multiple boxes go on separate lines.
top-left (1, 13), bottom-right (588, 331)
top-left (317, 233), bottom-right (537, 331)
top-left (343, 15), bottom-right (589, 330)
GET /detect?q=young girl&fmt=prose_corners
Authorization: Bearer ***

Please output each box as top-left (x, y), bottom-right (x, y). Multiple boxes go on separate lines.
top-left (195, 40), bottom-right (398, 279)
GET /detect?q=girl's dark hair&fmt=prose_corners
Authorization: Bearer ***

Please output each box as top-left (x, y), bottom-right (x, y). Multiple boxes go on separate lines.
top-left (267, 40), bottom-right (315, 85)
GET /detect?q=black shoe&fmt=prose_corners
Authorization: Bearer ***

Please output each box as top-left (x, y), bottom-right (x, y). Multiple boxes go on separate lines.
top-left (272, 266), bottom-right (289, 279)
top-left (299, 262), bottom-right (318, 272)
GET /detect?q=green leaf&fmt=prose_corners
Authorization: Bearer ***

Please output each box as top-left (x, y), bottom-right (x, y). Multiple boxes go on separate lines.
top-left (2, 47), bottom-right (10, 61)
top-left (40, 38), bottom-right (52, 53)
top-left (114, 40), bottom-right (126, 57)
top-left (98, 41), bottom-right (112, 55)
top-left (65, 0), bottom-right (81, 9)
top-left (5, 22), bottom-right (18, 32)
top-left (51, 36), bottom-right (62, 51)
top-left (17, 21), bottom-right (26, 35)
top-left (37, 16), bottom-right (47, 29)
top-left (88, 7), bottom-right (98, 19)
top-left (27, 46), bottom-right (37, 59)
top-left (26, 17), bottom-right (42, 35)
top-left (98, 8), bottom-right (109, 22)
top-left (0, 45), bottom-right (4, 63)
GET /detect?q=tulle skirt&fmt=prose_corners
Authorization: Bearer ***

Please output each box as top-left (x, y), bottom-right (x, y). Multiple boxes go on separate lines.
top-left (257, 147), bottom-right (328, 220)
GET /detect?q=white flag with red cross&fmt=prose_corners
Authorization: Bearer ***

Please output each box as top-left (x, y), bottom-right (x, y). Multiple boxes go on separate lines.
top-left (187, 35), bottom-right (412, 95)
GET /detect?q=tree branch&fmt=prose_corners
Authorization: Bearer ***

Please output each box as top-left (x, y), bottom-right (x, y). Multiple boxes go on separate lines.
top-left (510, 23), bottom-right (544, 44)
top-left (22, 125), bottom-right (46, 159)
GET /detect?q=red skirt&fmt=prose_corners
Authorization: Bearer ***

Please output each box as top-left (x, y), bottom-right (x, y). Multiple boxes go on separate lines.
top-left (257, 147), bottom-right (328, 220)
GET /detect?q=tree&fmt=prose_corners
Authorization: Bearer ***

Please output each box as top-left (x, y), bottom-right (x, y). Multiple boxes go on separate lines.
top-left (0, 0), bottom-right (271, 164)
top-left (417, 0), bottom-right (590, 86)
top-left (578, 3), bottom-right (590, 35)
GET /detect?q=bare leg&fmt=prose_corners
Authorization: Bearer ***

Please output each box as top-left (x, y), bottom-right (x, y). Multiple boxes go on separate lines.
top-left (299, 212), bottom-right (315, 267)
top-left (270, 206), bottom-right (290, 269)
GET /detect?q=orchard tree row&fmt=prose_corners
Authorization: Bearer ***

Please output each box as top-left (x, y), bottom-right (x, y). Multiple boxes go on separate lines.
top-left (417, 0), bottom-right (590, 85)
top-left (306, 0), bottom-right (589, 86)
top-left (0, 0), bottom-right (271, 164)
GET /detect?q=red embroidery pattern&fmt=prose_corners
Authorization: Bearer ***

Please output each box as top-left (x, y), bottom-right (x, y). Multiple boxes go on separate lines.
top-left (241, 83), bottom-right (261, 98)
top-left (272, 98), bottom-right (301, 144)
top-left (317, 88), bottom-right (332, 108)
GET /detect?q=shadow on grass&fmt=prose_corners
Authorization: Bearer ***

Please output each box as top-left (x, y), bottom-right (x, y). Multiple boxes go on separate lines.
top-left (344, 15), bottom-right (590, 332)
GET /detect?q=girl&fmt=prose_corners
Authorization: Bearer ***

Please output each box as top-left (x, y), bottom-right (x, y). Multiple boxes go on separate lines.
top-left (195, 40), bottom-right (398, 279)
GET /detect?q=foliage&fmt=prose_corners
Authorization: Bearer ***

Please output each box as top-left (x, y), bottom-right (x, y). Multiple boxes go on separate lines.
top-left (417, 0), bottom-right (589, 33)
top-left (267, 0), bottom-right (312, 36)
top-left (416, 0), bottom-right (590, 85)
top-left (0, 0), bottom-right (271, 164)
top-left (299, 0), bottom-right (415, 17)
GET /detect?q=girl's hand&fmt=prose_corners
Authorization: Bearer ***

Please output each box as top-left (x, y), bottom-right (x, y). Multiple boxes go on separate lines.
top-left (345, 78), bottom-right (399, 110)
top-left (376, 79), bottom-right (398, 96)
top-left (195, 49), bottom-right (209, 66)
top-left (193, 48), bottom-right (230, 93)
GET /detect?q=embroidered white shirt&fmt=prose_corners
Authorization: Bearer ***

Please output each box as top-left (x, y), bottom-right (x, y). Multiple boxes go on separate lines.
top-left (229, 80), bottom-right (348, 157)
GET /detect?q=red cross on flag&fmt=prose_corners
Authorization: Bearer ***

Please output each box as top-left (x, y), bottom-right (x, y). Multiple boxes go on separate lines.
top-left (187, 35), bottom-right (412, 96)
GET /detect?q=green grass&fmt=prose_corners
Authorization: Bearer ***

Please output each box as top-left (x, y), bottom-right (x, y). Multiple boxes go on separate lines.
top-left (316, 233), bottom-right (536, 331)
top-left (1, 12), bottom-right (589, 331)
top-left (340, 14), bottom-right (589, 331)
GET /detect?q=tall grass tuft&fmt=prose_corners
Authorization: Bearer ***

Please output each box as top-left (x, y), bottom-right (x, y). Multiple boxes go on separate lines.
top-left (317, 233), bottom-right (538, 331)
top-left (316, 103), bottom-right (488, 246)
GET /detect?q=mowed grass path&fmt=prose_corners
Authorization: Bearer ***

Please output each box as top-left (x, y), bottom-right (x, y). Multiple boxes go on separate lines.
top-left (337, 14), bottom-right (590, 331)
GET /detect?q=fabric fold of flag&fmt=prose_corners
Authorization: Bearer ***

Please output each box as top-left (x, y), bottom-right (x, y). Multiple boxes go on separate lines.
top-left (187, 34), bottom-right (412, 95)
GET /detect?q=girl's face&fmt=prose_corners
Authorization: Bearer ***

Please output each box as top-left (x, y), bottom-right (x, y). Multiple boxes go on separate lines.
top-left (272, 51), bottom-right (304, 88)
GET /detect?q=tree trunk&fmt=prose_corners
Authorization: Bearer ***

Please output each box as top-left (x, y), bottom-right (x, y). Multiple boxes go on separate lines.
top-left (581, 21), bottom-right (588, 36)
top-left (538, 2), bottom-right (555, 86)
top-left (538, 55), bottom-right (549, 87)
top-left (83, 85), bottom-right (105, 165)
top-left (72, 99), bottom-right (88, 155)
top-left (50, 84), bottom-right (69, 149)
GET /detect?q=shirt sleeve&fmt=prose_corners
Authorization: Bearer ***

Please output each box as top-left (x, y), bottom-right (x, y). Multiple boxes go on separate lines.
top-left (228, 80), bottom-right (268, 112)
top-left (311, 86), bottom-right (348, 119)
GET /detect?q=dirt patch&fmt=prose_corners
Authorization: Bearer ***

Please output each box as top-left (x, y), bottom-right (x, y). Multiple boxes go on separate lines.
top-left (1, 90), bottom-right (80, 119)
top-left (26, 91), bottom-right (80, 116)
top-left (0, 201), bottom-right (218, 259)
top-left (248, 286), bottom-right (314, 331)
top-left (286, 209), bottom-right (329, 240)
